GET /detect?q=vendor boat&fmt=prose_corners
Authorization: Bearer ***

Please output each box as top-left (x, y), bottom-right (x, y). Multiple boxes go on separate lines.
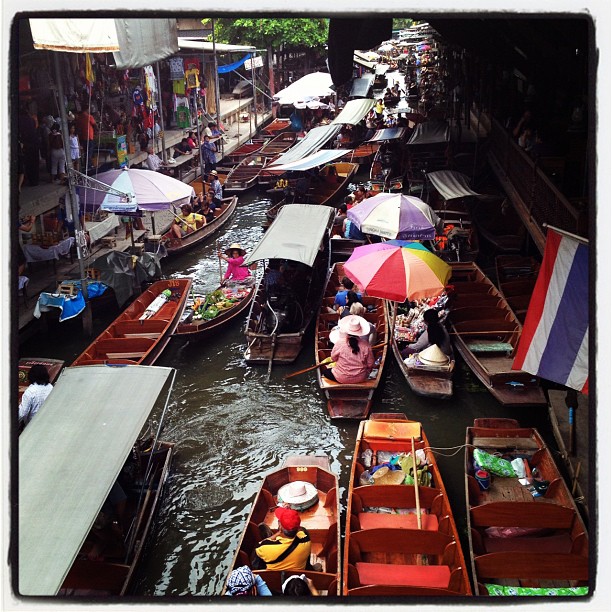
top-left (465, 418), bottom-right (588, 596)
top-left (72, 278), bottom-right (191, 367)
top-left (447, 262), bottom-right (546, 406)
top-left (244, 205), bottom-right (334, 366)
top-left (495, 255), bottom-right (540, 324)
top-left (314, 262), bottom-right (388, 419)
top-left (343, 414), bottom-right (472, 596)
top-left (173, 281), bottom-right (255, 342)
top-left (160, 196), bottom-right (238, 256)
top-left (339, 141), bottom-right (380, 165)
top-left (225, 454), bottom-right (341, 596)
top-left (19, 364), bottom-right (176, 597)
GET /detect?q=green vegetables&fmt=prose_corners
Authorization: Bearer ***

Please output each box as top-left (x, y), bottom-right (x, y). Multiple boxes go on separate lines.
top-left (192, 289), bottom-right (234, 321)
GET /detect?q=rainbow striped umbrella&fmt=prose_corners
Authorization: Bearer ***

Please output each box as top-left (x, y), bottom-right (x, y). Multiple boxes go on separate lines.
top-left (343, 240), bottom-right (451, 302)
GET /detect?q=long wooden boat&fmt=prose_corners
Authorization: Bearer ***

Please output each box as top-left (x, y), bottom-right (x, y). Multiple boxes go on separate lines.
top-left (330, 236), bottom-right (365, 263)
top-left (261, 117), bottom-right (292, 136)
top-left (315, 262), bottom-right (388, 419)
top-left (308, 161), bottom-right (359, 207)
top-left (19, 364), bottom-right (176, 597)
top-left (173, 281), bottom-right (255, 342)
top-left (388, 303), bottom-right (455, 400)
top-left (340, 141), bottom-right (380, 166)
top-left (225, 455), bottom-right (341, 596)
top-left (244, 205), bottom-right (334, 365)
top-left (18, 357), bottom-right (65, 404)
top-left (471, 196), bottom-right (527, 253)
top-left (448, 262), bottom-right (546, 406)
top-left (160, 196), bottom-right (238, 256)
top-left (260, 130), bottom-right (297, 157)
top-left (343, 414), bottom-right (472, 596)
top-left (223, 139), bottom-right (266, 164)
top-left (465, 418), bottom-right (588, 596)
top-left (223, 153), bottom-right (269, 194)
top-left (72, 278), bottom-right (192, 367)
top-left (430, 201), bottom-right (479, 263)
top-left (370, 148), bottom-right (404, 194)
top-left (495, 255), bottom-right (540, 324)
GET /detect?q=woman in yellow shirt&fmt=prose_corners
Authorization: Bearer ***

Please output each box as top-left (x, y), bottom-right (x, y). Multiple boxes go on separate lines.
top-left (171, 203), bottom-right (205, 240)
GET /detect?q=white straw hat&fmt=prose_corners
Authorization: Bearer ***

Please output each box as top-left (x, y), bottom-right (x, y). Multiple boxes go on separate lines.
top-left (338, 315), bottom-right (370, 337)
top-left (372, 466), bottom-right (405, 485)
top-left (418, 344), bottom-right (450, 365)
top-left (277, 481), bottom-right (319, 511)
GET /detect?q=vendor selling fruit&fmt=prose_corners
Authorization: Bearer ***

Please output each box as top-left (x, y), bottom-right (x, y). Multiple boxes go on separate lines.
top-left (218, 242), bottom-right (251, 283)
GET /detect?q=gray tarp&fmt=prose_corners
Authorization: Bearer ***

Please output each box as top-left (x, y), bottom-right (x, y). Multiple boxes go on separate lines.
top-left (19, 365), bottom-right (175, 596)
top-left (244, 204), bottom-right (334, 267)
top-left (113, 19), bottom-right (178, 69)
top-left (349, 74), bottom-right (375, 98)
top-left (426, 170), bottom-right (483, 201)
top-left (270, 124), bottom-right (342, 167)
top-left (331, 99), bottom-right (375, 125)
top-left (407, 120), bottom-right (450, 145)
top-left (367, 127), bottom-right (408, 142)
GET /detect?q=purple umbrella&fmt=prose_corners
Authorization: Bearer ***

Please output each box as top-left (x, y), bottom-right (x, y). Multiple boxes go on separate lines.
top-left (347, 192), bottom-right (441, 240)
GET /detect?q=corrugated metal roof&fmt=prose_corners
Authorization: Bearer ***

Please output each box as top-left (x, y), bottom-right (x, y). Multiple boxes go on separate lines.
top-left (19, 365), bottom-right (175, 596)
top-left (244, 204), bottom-right (334, 267)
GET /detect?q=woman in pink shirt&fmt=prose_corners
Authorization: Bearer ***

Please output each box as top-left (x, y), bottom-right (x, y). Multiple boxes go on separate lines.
top-left (218, 243), bottom-right (251, 282)
top-left (322, 315), bottom-right (374, 384)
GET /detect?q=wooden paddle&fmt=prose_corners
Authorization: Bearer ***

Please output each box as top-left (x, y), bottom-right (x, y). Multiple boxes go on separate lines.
top-left (411, 437), bottom-right (422, 530)
top-left (283, 342), bottom-right (386, 380)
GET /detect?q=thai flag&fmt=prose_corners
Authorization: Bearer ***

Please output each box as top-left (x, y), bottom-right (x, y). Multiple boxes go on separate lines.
top-left (513, 228), bottom-right (589, 393)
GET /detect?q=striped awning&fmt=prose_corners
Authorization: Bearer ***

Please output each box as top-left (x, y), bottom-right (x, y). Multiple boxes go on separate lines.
top-left (270, 149), bottom-right (351, 172)
top-left (270, 124), bottom-right (342, 167)
top-left (332, 98), bottom-right (375, 126)
top-left (19, 365), bottom-right (175, 596)
top-left (426, 170), bottom-right (483, 201)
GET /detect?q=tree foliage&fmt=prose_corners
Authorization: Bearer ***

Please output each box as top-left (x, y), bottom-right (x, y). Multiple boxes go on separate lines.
top-left (207, 18), bottom-right (329, 50)
top-left (393, 18), bottom-right (415, 31)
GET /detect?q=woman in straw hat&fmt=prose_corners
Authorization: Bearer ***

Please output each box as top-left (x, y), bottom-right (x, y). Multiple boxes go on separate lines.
top-left (218, 243), bottom-right (251, 283)
top-left (401, 308), bottom-right (452, 359)
top-left (322, 315), bottom-right (375, 384)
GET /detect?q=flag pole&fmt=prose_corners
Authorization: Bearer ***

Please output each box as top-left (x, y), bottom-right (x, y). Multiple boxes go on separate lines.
top-left (542, 223), bottom-right (589, 245)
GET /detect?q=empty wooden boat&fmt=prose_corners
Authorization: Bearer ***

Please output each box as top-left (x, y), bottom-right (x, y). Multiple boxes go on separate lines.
top-left (223, 139), bottom-right (266, 164)
top-left (315, 262), bottom-right (388, 419)
top-left (223, 153), bottom-right (269, 194)
top-left (72, 278), bottom-right (191, 367)
top-left (448, 262), bottom-right (546, 406)
top-left (495, 255), bottom-right (540, 324)
top-left (173, 281), bottom-right (255, 342)
top-left (343, 414), bottom-right (472, 596)
top-left (225, 454), bottom-right (341, 596)
top-left (340, 141), bottom-right (380, 165)
top-left (261, 117), bottom-right (292, 136)
top-left (307, 161), bottom-right (359, 207)
top-left (19, 364), bottom-right (176, 597)
top-left (465, 418), bottom-right (588, 597)
top-left (244, 205), bottom-right (334, 365)
top-left (161, 196), bottom-right (238, 256)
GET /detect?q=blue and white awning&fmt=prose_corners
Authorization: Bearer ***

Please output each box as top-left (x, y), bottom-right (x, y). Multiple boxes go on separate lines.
top-left (271, 149), bottom-right (351, 172)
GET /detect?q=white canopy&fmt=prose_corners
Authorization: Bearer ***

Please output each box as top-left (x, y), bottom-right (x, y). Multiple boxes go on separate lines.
top-left (332, 98), bottom-right (375, 125)
top-left (273, 72), bottom-right (334, 106)
top-left (426, 170), bottom-right (483, 201)
top-left (271, 149), bottom-right (351, 172)
top-left (19, 365), bottom-right (175, 596)
top-left (270, 124), bottom-right (342, 167)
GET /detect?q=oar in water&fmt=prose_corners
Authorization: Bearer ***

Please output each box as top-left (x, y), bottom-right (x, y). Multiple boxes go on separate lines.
top-left (284, 342), bottom-right (386, 380)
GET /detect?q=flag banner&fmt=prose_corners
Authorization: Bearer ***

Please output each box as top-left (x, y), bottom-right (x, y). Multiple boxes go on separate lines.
top-left (512, 229), bottom-right (589, 393)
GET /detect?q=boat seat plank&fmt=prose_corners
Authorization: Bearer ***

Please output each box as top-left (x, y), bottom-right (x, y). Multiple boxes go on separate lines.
top-left (356, 561), bottom-right (451, 588)
top-left (474, 551), bottom-right (588, 581)
top-left (470, 501), bottom-right (576, 529)
top-left (483, 533), bottom-right (573, 555)
top-left (471, 436), bottom-right (539, 450)
top-left (358, 512), bottom-right (439, 531)
top-left (105, 352), bottom-right (147, 359)
top-left (466, 341), bottom-right (513, 354)
top-left (350, 527), bottom-right (452, 555)
top-left (347, 583), bottom-right (466, 597)
top-left (320, 378), bottom-right (378, 389)
top-left (352, 485), bottom-right (441, 510)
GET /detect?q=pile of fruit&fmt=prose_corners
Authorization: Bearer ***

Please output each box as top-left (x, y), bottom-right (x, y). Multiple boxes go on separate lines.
top-left (190, 287), bottom-right (249, 321)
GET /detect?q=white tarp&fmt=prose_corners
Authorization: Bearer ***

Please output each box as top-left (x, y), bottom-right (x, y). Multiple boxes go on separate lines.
top-left (270, 149), bottom-right (351, 172)
top-left (273, 72), bottom-right (334, 106)
top-left (332, 98), bottom-right (375, 125)
top-left (178, 37), bottom-right (257, 53)
top-left (426, 170), bottom-right (483, 201)
top-left (270, 124), bottom-right (342, 167)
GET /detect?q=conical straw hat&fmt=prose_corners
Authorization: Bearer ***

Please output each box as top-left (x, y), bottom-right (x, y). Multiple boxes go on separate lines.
top-left (418, 344), bottom-right (450, 365)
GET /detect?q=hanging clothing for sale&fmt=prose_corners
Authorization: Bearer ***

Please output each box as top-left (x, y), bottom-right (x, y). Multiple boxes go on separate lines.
top-left (185, 67), bottom-right (200, 90)
top-left (172, 80), bottom-right (186, 95)
top-left (176, 105), bottom-right (191, 129)
top-left (168, 57), bottom-right (184, 80)
top-left (144, 65), bottom-right (157, 98)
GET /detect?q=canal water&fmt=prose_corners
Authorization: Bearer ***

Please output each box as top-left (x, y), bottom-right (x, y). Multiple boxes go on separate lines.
top-left (19, 187), bottom-right (554, 598)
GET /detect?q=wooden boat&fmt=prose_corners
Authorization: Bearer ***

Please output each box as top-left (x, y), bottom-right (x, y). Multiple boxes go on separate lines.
top-left (343, 414), bottom-right (472, 596)
top-left (388, 303), bottom-right (455, 400)
top-left (160, 196), bottom-right (238, 256)
top-left (339, 141), bottom-right (380, 165)
top-left (260, 130), bottom-right (297, 157)
top-left (223, 139), bottom-right (266, 164)
top-left (225, 455), bottom-right (341, 596)
top-left (223, 153), bottom-right (269, 194)
top-left (307, 161), bottom-right (359, 207)
top-left (495, 255), bottom-right (540, 324)
top-left (18, 357), bottom-right (65, 404)
top-left (315, 262), bottom-right (389, 419)
top-left (19, 364), bottom-right (176, 597)
top-left (244, 205), bottom-right (334, 365)
top-left (465, 418), bottom-right (588, 596)
top-left (448, 262), bottom-right (546, 406)
top-left (370, 147), bottom-right (404, 194)
top-left (330, 236), bottom-right (365, 263)
top-left (72, 278), bottom-right (192, 367)
top-left (471, 196), bottom-right (527, 253)
top-left (431, 202), bottom-right (479, 263)
top-left (261, 117), bottom-right (292, 136)
top-left (173, 281), bottom-right (255, 342)
top-left (188, 171), bottom-right (228, 198)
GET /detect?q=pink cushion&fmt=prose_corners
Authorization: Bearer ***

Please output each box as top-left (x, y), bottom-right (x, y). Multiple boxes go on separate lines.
top-left (356, 562), bottom-right (451, 588)
top-left (358, 513), bottom-right (439, 531)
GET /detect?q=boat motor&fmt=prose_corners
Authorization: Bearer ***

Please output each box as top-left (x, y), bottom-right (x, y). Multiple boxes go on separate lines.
top-left (447, 227), bottom-right (471, 261)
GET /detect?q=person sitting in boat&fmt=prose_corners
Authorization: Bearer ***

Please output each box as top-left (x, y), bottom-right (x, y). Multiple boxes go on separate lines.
top-left (254, 507), bottom-right (312, 571)
top-left (321, 315), bottom-right (375, 384)
top-left (191, 192), bottom-right (205, 215)
top-left (342, 216), bottom-right (365, 241)
top-left (333, 204), bottom-right (347, 236)
top-left (209, 170), bottom-right (223, 207)
top-left (401, 308), bottom-right (452, 359)
top-left (18, 364), bottom-right (54, 430)
top-left (338, 290), bottom-right (362, 319)
top-left (218, 243), bottom-right (251, 284)
top-left (348, 302), bottom-right (377, 344)
top-left (264, 259), bottom-right (286, 296)
top-left (282, 574), bottom-right (319, 596)
top-left (225, 566), bottom-right (272, 597)
top-left (201, 193), bottom-right (216, 223)
top-left (334, 276), bottom-right (362, 309)
top-left (352, 185), bottom-right (367, 205)
top-left (172, 204), bottom-right (205, 240)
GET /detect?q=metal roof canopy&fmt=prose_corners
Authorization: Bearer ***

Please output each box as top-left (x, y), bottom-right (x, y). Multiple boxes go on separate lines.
top-left (332, 98), bottom-right (375, 125)
top-left (244, 204), bottom-right (334, 268)
top-left (270, 124), bottom-right (342, 167)
top-left (270, 148), bottom-right (351, 172)
top-left (19, 365), bottom-right (175, 596)
top-left (177, 37), bottom-right (257, 53)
